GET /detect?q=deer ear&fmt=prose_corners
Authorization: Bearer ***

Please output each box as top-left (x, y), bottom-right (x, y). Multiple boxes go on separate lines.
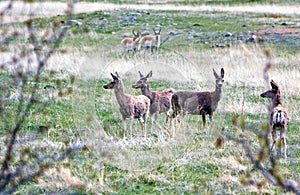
top-left (220, 68), bottom-right (225, 78)
top-left (146, 70), bottom-right (152, 78)
top-left (111, 73), bottom-right (118, 80)
top-left (213, 68), bottom-right (218, 78)
top-left (138, 71), bottom-right (144, 78)
top-left (115, 72), bottom-right (121, 79)
top-left (270, 80), bottom-right (279, 91)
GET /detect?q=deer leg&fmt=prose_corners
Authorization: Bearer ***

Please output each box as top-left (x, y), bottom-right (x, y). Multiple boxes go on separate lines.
top-left (270, 128), bottom-right (277, 156)
top-left (209, 114), bottom-right (213, 126)
top-left (178, 110), bottom-right (186, 128)
top-left (139, 116), bottom-right (146, 137)
top-left (202, 113), bottom-right (206, 128)
top-left (280, 130), bottom-right (287, 159)
top-left (150, 113), bottom-right (154, 132)
top-left (144, 46), bottom-right (150, 56)
top-left (129, 117), bottom-right (133, 140)
top-left (165, 111), bottom-right (170, 124)
top-left (154, 111), bottom-right (159, 130)
top-left (125, 50), bottom-right (130, 60)
top-left (143, 114), bottom-right (147, 138)
top-left (121, 117), bottom-right (126, 139)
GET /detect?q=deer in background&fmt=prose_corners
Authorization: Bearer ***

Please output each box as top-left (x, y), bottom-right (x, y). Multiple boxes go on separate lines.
top-left (260, 80), bottom-right (290, 158)
top-left (170, 68), bottom-right (225, 130)
top-left (121, 30), bottom-right (141, 58)
top-left (103, 72), bottom-right (150, 139)
top-left (141, 27), bottom-right (161, 55)
top-left (132, 70), bottom-right (175, 132)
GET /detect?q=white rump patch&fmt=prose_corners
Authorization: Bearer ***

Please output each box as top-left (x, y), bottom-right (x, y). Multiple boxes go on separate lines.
top-left (273, 111), bottom-right (285, 125)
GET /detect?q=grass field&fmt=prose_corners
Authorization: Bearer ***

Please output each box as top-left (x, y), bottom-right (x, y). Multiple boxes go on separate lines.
top-left (0, 1), bottom-right (300, 194)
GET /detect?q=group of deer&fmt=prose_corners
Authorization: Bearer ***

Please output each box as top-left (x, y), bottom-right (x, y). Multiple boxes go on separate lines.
top-left (121, 28), bottom-right (161, 58)
top-left (103, 68), bottom-right (225, 139)
top-left (103, 68), bottom-right (290, 158)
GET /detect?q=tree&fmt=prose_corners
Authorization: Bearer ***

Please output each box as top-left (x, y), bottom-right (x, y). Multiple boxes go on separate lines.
top-left (0, 1), bottom-right (82, 193)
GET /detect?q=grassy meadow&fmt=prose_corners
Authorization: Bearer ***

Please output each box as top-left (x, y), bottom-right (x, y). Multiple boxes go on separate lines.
top-left (0, 1), bottom-right (300, 194)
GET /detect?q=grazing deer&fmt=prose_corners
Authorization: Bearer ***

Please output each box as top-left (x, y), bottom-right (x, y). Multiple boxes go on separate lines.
top-left (132, 70), bottom-right (175, 131)
top-left (141, 27), bottom-right (161, 55)
top-left (260, 80), bottom-right (290, 158)
top-left (170, 68), bottom-right (225, 129)
top-left (121, 30), bottom-right (141, 58)
top-left (103, 72), bottom-right (150, 139)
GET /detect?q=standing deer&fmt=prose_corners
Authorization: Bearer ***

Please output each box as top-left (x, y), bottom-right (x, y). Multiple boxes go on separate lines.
top-left (121, 30), bottom-right (141, 58)
top-left (260, 80), bottom-right (290, 158)
top-left (103, 72), bottom-right (150, 139)
top-left (170, 68), bottom-right (225, 129)
top-left (141, 27), bottom-right (161, 55)
top-left (132, 70), bottom-right (175, 131)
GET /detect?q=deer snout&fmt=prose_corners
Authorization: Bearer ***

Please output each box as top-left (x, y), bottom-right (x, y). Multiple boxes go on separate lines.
top-left (132, 84), bottom-right (139, 88)
top-left (103, 84), bottom-right (110, 89)
top-left (260, 93), bottom-right (265, 97)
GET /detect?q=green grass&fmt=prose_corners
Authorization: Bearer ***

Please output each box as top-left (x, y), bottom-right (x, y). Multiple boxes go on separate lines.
top-left (1, 2), bottom-right (300, 194)
top-left (28, 7), bottom-right (299, 54)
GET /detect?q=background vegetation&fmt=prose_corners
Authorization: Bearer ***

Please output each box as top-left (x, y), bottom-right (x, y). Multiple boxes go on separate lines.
top-left (0, 1), bottom-right (299, 194)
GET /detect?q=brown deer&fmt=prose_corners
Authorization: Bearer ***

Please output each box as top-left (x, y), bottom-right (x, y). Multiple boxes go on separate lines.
top-left (260, 80), bottom-right (290, 158)
top-left (170, 68), bottom-right (225, 129)
top-left (132, 70), bottom-right (175, 131)
top-left (103, 72), bottom-right (150, 139)
top-left (121, 30), bottom-right (141, 58)
top-left (141, 27), bottom-right (161, 55)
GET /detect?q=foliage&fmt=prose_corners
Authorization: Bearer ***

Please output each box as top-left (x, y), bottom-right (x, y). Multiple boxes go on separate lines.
top-left (0, 1), bottom-right (299, 194)
top-left (0, 1), bottom-right (83, 193)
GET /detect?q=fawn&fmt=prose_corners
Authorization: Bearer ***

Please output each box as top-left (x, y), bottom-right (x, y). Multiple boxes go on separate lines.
top-left (141, 27), bottom-right (161, 55)
top-left (170, 68), bottom-right (225, 129)
top-left (132, 70), bottom-right (175, 131)
top-left (121, 30), bottom-right (141, 58)
top-left (260, 80), bottom-right (290, 158)
top-left (103, 72), bottom-right (150, 139)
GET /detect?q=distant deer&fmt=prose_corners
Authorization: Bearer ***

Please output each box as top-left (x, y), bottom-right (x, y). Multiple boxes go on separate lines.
top-left (260, 80), bottom-right (290, 158)
top-left (141, 27), bottom-right (161, 55)
top-left (121, 30), bottom-right (141, 58)
top-left (103, 72), bottom-right (150, 139)
top-left (170, 68), bottom-right (225, 129)
top-left (132, 70), bottom-right (175, 131)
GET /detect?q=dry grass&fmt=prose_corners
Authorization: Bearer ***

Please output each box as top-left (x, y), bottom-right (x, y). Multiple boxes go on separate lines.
top-left (1, 1), bottom-right (299, 193)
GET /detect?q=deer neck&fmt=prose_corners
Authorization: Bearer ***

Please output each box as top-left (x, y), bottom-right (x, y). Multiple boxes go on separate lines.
top-left (272, 95), bottom-right (282, 108)
top-left (141, 83), bottom-right (153, 102)
top-left (114, 82), bottom-right (129, 107)
top-left (212, 85), bottom-right (222, 107)
top-left (155, 35), bottom-right (160, 46)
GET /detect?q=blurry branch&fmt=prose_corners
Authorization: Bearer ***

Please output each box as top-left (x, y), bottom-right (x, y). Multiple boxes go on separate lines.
top-left (0, 1), bottom-right (81, 193)
top-left (0, 1), bottom-right (12, 16)
top-left (224, 130), bottom-right (300, 194)
top-left (1, 144), bottom-right (84, 194)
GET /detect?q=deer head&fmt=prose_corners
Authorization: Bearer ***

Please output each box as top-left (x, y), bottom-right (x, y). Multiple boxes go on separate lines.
top-left (213, 68), bottom-right (225, 88)
top-left (152, 27), bottom-right (162, 35)
top-left (132, 70), bottom-right (152, 89)
top-left (260, 80), bottom-right (280, 98)
top-left (103, 72), bottom-right (121, 89)
top-left (132, 30), bottom-right (141, 43)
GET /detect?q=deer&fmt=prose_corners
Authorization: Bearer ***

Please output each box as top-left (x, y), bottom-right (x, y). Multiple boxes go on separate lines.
top-left (170, 68), bottom-right (225, 130)
top-left (103, 72), bottom-right (150, 139)
top-left (121, 30), bottom-right (141, 58)
top-left (260, 80), bottom-right (290, 158)
top-left (140, 27), bottom-right (161, 55)
top-left (132, 70), bottom-right (175, 132)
